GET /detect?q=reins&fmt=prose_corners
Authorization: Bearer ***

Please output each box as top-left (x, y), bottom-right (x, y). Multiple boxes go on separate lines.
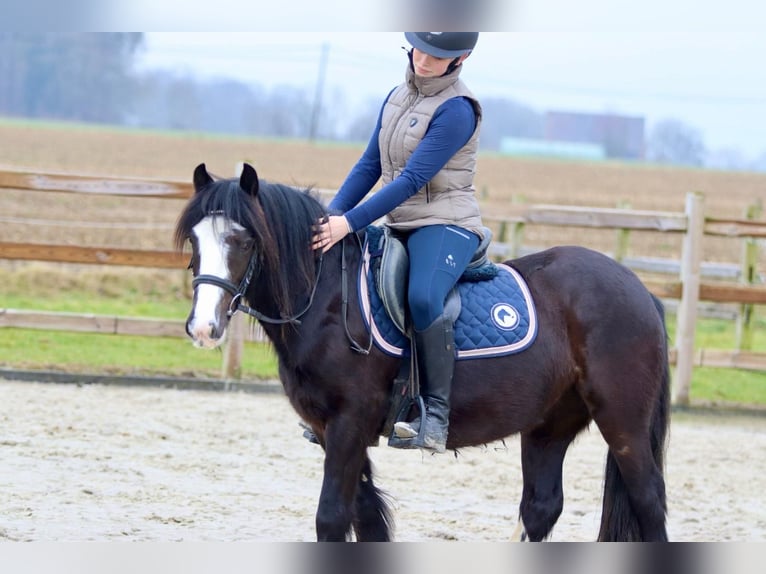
top-left (341, 233), bottom-right (373, 355)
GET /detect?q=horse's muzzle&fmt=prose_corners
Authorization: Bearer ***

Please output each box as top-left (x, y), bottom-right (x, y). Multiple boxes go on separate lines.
top-left (188, 318), bottom-right (226, 349)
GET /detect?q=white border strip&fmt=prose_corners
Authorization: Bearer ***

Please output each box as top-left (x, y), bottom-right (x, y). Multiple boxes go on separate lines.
top-left (358, 247), bottom-right (407, 357)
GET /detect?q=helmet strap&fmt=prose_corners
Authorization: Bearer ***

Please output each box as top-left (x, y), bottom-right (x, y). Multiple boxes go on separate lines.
top-left (406, 47), bottom-right (462, 77)
top-left (443, 57), bottom-right (462, 76)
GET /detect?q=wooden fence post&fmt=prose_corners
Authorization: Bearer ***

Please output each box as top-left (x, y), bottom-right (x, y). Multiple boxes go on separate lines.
top-left (736, 200), bottom-right (763, 351)
top-left (511, 222), bottom-right (525, 259)
top-left (495, 220), bottom-right (508, 262)
top-left (614, 200), bottom-right (632, 262)
top-left (222, 311), bottom-right (245, 380)
top-left (673, 192), bottom-right (705, 406)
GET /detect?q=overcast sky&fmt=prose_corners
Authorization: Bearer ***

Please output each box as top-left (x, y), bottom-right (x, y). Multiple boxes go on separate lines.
top-left (136, 30), bottom-right (766, 160)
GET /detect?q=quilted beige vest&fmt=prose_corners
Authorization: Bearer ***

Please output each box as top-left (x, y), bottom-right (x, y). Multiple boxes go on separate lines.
top-left (379, 63), bottom-right (484, 238)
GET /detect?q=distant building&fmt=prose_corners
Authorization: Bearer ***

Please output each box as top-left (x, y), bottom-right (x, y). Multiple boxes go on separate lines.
top-left (544, 111), bottom-right (646, 160)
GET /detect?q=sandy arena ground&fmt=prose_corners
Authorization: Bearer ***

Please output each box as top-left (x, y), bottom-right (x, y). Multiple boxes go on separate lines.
top-left (0, 380), bottom-right (764, 542)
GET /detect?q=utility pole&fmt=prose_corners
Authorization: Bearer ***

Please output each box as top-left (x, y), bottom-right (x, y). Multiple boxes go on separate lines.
top-left (309, 42), bottom-right (329, 142)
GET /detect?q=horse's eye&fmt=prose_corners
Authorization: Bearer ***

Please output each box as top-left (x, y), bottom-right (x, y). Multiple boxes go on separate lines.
top-left (240, 238), bottom-right (254, 252)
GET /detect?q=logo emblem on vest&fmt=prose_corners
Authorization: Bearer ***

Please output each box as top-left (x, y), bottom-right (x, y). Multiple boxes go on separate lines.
top-left (491, 303), bottom-right (520, 331)
top-left (409, 117), bottom-right (418, 127)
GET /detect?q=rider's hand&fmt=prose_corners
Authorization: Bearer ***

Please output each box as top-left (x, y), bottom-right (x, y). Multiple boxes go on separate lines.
top-left (312, 215), bottom-right (351, 253)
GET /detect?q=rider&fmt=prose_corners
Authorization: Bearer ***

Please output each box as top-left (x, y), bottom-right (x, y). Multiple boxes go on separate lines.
top-left (312, 32), bottom-right (484, 453)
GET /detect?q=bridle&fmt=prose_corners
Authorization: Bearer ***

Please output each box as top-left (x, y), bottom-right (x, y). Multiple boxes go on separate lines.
top-left (188, 214), bottom-right (369, 354)
top-left (191, 241), bottom-right (324, 327)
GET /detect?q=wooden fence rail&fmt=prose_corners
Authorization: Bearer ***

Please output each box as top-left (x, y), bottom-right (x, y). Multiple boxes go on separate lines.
top-left (0, 168), bottom-right (193, 199)
top-left (0, 308), bottom-right (187, 338)
top-left (2, 168), bottom-right (765, 405)
top-left (0, 242), bottom-right (186, 268)
top-left (5, 308), bottom-right (766, 371)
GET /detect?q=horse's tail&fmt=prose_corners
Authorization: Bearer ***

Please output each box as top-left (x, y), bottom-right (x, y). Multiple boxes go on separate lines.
top-left (599, 294), bottom-right (670, 541)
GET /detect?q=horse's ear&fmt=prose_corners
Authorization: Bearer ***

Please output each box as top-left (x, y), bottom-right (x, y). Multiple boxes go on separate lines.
top-left (193, 163), bottom-right (213, 193)
top-left (239, 163), bottom-right (259, 198)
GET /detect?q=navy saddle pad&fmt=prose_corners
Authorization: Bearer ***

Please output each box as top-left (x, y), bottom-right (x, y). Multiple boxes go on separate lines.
top-left (358, 240), bottom-right (538, 360)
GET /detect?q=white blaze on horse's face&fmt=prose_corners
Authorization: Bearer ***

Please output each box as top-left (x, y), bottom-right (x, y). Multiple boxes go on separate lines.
top-left (188, 215), bottom-right (243, 349)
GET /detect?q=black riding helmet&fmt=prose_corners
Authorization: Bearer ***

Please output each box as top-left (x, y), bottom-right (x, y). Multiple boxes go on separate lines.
top-left (404, 32), bottom-right (479, 59)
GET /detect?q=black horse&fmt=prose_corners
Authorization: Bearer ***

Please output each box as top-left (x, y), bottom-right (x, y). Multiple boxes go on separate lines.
top-left (175, 163), bottom-right (670, 542)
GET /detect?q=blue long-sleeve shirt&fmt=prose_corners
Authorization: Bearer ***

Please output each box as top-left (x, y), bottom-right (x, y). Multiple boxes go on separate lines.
top-left (328, 95), bottom-right (477, 232)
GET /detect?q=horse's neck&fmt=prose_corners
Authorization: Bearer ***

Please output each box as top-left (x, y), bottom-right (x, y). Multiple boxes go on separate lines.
top-left (256, 237), bottom-right (360, 356)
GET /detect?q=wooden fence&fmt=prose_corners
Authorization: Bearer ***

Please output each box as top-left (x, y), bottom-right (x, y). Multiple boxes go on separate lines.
top-left (1, 168), bottom-right (765, 405)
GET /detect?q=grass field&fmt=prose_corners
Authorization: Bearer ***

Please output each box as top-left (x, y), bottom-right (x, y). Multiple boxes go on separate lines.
top-left (1, 120), bottom-right (765, 405)
top-left (1, 290), bottom-right (765, 405)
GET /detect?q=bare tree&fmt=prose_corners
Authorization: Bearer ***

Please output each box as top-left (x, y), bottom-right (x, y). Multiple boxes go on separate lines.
top-left (479, 97), bottom-right (544, 151)
top-left (0, 33), bottom-right (144, 123)
top-left (751, 151), bottom-right (766, 173)
top-left (647, 118), bottom-right (706, 167)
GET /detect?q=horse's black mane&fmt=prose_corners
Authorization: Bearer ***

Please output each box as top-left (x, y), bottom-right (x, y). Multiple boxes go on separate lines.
top-left (175, 174), bottom-right (327, 318)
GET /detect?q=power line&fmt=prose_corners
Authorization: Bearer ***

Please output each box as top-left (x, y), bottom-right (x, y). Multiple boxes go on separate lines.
top-left (308, 43), bottom-right (330, 142)
top-left (137, 39), bottom-right (766, 111)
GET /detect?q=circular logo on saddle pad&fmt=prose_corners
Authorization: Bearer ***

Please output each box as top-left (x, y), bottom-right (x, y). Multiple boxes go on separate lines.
top-left (491, 303), bottom-right (520, 331)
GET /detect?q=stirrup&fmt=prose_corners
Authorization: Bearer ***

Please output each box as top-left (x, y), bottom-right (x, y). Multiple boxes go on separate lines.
top-left (388, 396), bottom-right (426, 449)
top-left (388, 398), bottom-right (447, 453)
top-left (389, 427), bottom-right (447, 453)
top-left (299, 421), bottom-right (320, 445)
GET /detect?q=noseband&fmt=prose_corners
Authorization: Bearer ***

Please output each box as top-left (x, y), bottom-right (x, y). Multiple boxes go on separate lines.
top-left (191, 249), bottom-right (323, 326)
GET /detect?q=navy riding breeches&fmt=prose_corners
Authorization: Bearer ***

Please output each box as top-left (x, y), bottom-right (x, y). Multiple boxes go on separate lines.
top-left (406, 224), bottom-right (479, 331)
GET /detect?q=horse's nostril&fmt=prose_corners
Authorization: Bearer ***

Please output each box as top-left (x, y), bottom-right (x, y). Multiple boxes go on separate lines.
top-left (209, 322), bottom-right (220, 340)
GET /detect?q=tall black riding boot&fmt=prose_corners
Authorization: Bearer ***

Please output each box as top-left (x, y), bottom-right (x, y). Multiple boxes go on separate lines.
top-left (392, 316), bottom-right (455, 453)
